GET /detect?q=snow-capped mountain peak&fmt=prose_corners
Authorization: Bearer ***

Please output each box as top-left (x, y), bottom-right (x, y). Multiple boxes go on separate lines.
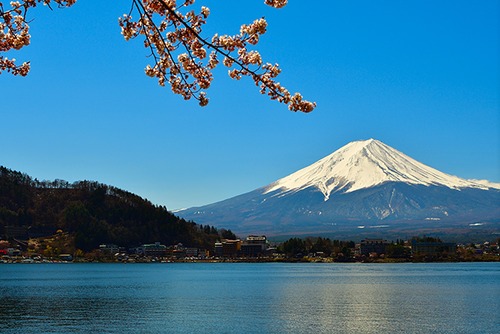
top-left (178, 138), bottom-right (500, 237)
top-left (264, 139), bottom-right (498, 201)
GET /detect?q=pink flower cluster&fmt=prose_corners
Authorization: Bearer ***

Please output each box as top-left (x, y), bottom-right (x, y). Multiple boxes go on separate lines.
top-left (265, 0), bottom-right (288, 9)
top-left (120, 0), bottom-right (315, 112)
top-left (0, 0), bottom-right (76, 75)
top-left (1, 0), bottom-right (315, 112)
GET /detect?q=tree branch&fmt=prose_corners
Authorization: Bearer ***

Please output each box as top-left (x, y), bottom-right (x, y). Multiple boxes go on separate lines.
top-left (155, 0), bottom-right (287, 101)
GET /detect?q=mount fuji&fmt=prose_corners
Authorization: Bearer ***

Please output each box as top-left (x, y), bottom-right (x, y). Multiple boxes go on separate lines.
top-left (178, 139), bottom-right (500, 239)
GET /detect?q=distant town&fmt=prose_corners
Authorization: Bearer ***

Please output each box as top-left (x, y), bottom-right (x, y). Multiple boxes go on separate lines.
top-left (2, 165), bottom-right (499, 265)
top-left (1, 231), bottom-right (499, 263)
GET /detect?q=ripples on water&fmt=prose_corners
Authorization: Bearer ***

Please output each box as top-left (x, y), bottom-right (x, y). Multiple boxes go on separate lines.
top-left (0, 263), bottom-right (498, 333)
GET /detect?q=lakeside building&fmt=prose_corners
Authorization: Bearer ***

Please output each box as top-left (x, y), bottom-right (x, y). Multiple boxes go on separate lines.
top-left (240, 235), bottom-right (269, 257)
top-left (221, 239), bottom-right (242, 257)
top-left (166, 243), bottom-right (200, 258)
top-left (214, 239), bottom-right (243, 257)
top-left (214, 236), bottom-right (270, 258)
top-left (214, 242), bottom-right (223, 257)
top-left (58, 254), bottom-right (73, 261)
top-left (99, 244), bottom-right (120, 254)
top-left (133, 242), bottom-right (167, 257)
top-left (360, 239), bottom-right (388, 256)
top-left (411, 240), bottom-right (456, 255)
top-left (185, 247), bottom-right (199, 257)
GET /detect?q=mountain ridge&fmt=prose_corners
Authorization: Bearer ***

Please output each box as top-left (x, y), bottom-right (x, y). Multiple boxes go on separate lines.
top-left (178, 139), bottom-right (500, 239)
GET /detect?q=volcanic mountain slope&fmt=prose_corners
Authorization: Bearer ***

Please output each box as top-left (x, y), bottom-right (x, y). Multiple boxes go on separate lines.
top-left (178, 139), bottom-right (500, 238)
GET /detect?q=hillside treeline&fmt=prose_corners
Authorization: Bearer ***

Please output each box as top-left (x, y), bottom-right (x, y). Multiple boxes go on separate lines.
top-left (279, 237), bottom-right (356, 257)
top-left (0, 166), bottom-right (234, 251)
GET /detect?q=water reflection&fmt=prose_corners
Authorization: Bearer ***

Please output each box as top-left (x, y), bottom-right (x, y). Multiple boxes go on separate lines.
top-left (1, 293), bottom-right (174, 333)
top-left (273, 263), bottom-right (499, 333)
top-left (0, 263), bottom-right (498, 333)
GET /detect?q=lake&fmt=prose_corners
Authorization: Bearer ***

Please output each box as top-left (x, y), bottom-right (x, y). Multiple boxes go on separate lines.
top-left (0, 262), bottom-right (498, 333)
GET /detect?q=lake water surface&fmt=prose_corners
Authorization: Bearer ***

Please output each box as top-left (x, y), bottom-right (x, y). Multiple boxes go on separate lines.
top-left (0, 262), bottom-right (498, 333)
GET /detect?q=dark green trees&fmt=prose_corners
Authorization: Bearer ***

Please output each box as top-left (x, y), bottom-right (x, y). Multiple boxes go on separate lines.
top-left (0, 165), bottom-right (222, 251)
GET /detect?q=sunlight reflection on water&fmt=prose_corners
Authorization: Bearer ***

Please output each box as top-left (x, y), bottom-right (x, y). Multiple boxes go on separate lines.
top-left (0, 263), bottom-right (498, 333)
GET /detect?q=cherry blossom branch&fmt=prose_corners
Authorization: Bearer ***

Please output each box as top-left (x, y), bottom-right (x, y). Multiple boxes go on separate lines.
top-left (120, 0), bottom-right (315, 112)
top-left (1, 0), bottom-right (315, 112)
top-left (132, 0), bottom-right (198, 101)
top-left (156, 0), bottom-right (287, 104)
top-left (0, 0), bottom-right (76, 75)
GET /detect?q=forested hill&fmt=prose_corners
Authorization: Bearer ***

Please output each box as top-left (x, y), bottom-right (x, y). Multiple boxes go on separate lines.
top-left (0, 166), bottom-right (231, 251)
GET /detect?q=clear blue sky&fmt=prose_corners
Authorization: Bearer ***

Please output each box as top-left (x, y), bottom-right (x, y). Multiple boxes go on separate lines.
top-left (1, 0), bottom-right (499, 210)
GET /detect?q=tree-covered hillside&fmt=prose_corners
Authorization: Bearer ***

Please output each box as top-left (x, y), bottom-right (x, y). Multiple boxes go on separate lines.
top-left (0, 166), bottom-right (231, 251)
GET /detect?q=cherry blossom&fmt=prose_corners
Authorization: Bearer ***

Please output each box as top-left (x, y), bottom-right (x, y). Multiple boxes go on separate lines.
top-left (0, 0), bottom-right (76, 75)
top-left (1, 0), bottom-right (316, 112)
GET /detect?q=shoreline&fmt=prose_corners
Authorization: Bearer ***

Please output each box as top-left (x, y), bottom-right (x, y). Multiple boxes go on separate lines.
top-left (2, 257), bottom-right (499, 264)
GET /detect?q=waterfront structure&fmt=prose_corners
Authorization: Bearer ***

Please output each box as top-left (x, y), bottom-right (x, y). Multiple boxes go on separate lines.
top-left (411, 240), bottom-right (456, 255)
top-left (99, 244), bottom-right (120, 254)
top-left (214, 239), bottom-right (242, 257)
top-left (214, 242), bottom-right (223, 257)
top-left (214, 236), bottom-right (269, 258)
top-left (185, 248), bottom-right (198, 257)
top-left (135, 242), bottom-right (167, 257)
top-left (222, 239), bottom-right (241, 257)
top-left (240, 235), bottom-right (269, 257)
top-left (58, 254), bottom-right (73, 261)
top-left (360, 239), bottom-right (388, 256)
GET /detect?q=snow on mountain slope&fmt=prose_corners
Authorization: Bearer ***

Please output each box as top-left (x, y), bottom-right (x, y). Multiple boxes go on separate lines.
top-left (467, 179), bottom-right (500, 189)
top-left (178, 138), bottom-right (500, 237)
top-left (264, 139), bottom-right (499, 201)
